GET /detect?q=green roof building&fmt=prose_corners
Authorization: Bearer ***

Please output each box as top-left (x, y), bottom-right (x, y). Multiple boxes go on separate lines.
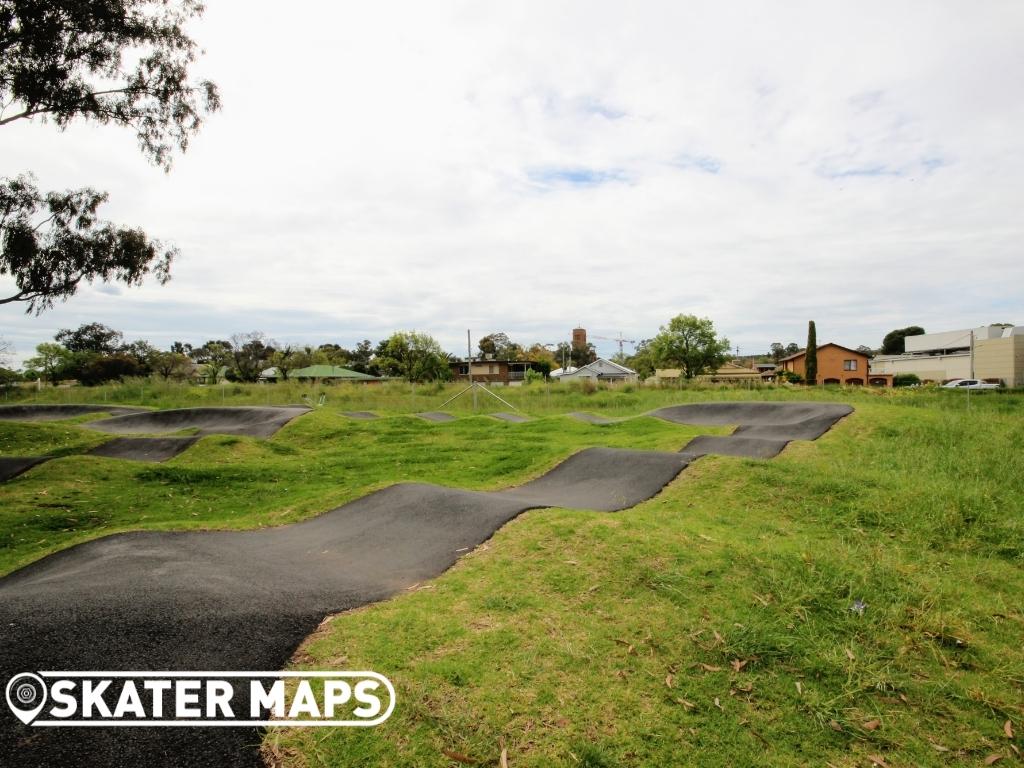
top-left (260, 365), bottom-right (380, 382)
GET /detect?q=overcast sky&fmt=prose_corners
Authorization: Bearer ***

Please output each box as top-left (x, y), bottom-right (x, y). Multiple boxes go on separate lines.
top-left (3, 1), bottom-right (1023, 365)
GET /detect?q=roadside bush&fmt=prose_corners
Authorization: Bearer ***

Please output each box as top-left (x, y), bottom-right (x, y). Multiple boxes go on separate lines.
top-left (893, 373), bottom-right (921, 387)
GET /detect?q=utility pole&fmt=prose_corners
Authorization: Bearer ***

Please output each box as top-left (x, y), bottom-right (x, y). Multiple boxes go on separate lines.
top-left (968, 328), bottom-right (975, 412)
top-left (969, 329), bottom-right (975, 379)
top-left (468, 329), bottom-right (476, 412)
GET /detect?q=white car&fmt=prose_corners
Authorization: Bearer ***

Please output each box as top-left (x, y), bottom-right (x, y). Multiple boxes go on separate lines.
top-left (943, 378), bottom-right (1000, 390)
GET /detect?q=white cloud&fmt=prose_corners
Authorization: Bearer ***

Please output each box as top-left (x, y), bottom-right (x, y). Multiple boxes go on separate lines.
top-left (2, 0), bottom-right (1023, 364)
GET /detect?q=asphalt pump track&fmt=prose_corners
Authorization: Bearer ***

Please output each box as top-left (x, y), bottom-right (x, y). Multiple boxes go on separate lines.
top-left (0, 402), bottom-right (851, 766)
top-left (0, 406), bottom-right (311, 480)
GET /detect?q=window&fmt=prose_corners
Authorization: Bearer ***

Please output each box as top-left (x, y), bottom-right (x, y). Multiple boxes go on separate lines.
top-left (843, 359), bottom-right (857, 371)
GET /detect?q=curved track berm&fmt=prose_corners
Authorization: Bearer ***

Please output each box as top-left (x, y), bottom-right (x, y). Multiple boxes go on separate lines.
top-left (0, 404), bottom-right (148, 421)
top-left (0, 456), bottom-right (51, 482)
top-left (87, 437), bottom-right (200, 462)
top-left (90, 406), bottom-right (311, 438)
top-left (0, 406), bottom-right (311, 480)
top-left (0, 402), bottom-right (851, 767)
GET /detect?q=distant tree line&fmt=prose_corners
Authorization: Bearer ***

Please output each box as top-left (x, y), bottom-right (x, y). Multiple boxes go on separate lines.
top-left (16, 323), bottom-right (463, 385)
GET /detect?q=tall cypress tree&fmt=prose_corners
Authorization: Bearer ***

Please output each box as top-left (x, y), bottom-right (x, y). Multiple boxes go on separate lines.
top-left (805, 321), bottom-right (818, 385)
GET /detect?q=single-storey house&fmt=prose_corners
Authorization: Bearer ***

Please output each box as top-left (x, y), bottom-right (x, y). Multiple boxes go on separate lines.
top-left (655, 361), bottom-right (774, 384)
top-left (551, 358), bottom-right (638, 383)
top-left (449, 359), bottom-right (540, 386)
top-left (778, 343), bottom-right (892, 386)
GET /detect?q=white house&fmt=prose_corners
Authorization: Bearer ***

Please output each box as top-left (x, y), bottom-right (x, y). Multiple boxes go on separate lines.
top-left (551, 358), bottom-right (638, 383)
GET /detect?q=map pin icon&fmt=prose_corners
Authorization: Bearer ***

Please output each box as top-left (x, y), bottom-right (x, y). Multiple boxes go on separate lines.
top-left (6, 673), bottom-right (47, 725)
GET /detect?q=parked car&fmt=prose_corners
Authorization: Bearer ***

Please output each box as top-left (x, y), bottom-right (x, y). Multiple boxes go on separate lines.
top-left (942, 379), bottom-right (1000, 390)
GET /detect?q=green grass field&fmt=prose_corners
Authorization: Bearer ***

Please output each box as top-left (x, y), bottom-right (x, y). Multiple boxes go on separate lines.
top-left (1, 383), bottom-right (1022, 766)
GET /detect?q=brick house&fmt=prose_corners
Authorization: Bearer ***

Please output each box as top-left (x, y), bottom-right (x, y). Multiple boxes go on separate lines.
top-left (778, 343), bottom-right (892, 386)
top-left (449, 359), bottom-right (540, 386)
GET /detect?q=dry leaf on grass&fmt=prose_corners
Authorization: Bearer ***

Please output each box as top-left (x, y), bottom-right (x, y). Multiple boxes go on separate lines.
top-left (500, 747), bottom-right (508, 768)
top-left (867, 755), bottom-right (888, 767)
top-left (675, 698), bottom-right (695, 710)
top-left (1004, 720), bottom-right (1014, 739)
top-left (984, 754), bottom-right (1003, 765)
top-left (713, 697), bottom-right (723, 710)
top-left (929, 742), bottom-right (950, 752)
top-left (731, 659), bottom-right (748, 672)
top-left (442, 749), bottom-right (479, 764)
top-left (862, 719), bottom-right (881, 732)
top-left (845, 648), bottom-right (856, 661)
top-left (829, 720), bottom-right (843, 732)
top-left (665, 674), bottom-right (674, 688)
top-left (699, 663), bottom-right (722, 672)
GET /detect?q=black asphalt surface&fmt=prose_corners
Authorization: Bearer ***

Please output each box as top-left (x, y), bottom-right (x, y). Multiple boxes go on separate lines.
top-left (652, 402), bottom-right (853, 458)
top-left (0, 402), bottom-right (852, 767)
top-left (0, 456), bottom-right (51, 482)
top-left (89, 406), bottom-right (310, 438)
top-left (87, 437), bottom-right (200, 462)
top-left (568, 411), bottom-right (619, 425)
top-left (0, 404), bottom-right (148, 421)
top-left (1, 407), bottom-right (308, 483)
top-left (490, 412), bottom-right (530, 423)
top-left (416, 411), bottom-right (457, 422)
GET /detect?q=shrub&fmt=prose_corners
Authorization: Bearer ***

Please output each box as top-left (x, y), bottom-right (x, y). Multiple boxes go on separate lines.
top-left (893, 373), bottom-right (921, 387)
top-left (524, 369), bottom-right (544, 385)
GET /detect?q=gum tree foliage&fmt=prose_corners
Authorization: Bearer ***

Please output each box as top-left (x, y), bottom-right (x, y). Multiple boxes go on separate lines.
top-left (881, 326), bottom-right (925, 355)
top-left (229, 332), bottom-right (275, 383)
top-left (769, 342), bottom-right (801, 363)
top-left (188, 339), bottom-right (232, 382)
top-left (346, 339), bottom-right (375, 374)
top-left (55, 321), bottom-right (123, 353)
top-left (626, 339), bottom-right (656, 380)
top-left (29, 322), bottom-right (160, 383)
top-left (152, 350), bottom-right (191, 380)
top-left (805, 321), bottom-right (818, 385)
top-left (478, 332), bottom-right (524, 361)
top-left (0, 0), bottom-right (219, 312)
top-left (569, 340), bottom-right (597, 368)
top-left (0, 175), bottom-right (176, 311)
top-left (24, 341), bottom-right (73, 382)
top-left (650, 314), bottom-right (731, 379)
top-left (375, 331), bottom-right (452, 382)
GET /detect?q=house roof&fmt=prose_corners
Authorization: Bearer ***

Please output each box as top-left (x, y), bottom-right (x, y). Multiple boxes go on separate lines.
top-left (585, 358), bottom-right (636, 375)
top-left (450, 359), bottom-right (538, 365)
top-left (778, 342), bottom-right (867, 363)
top-left (705, 362), bottom-right (762, 377)
top-left (288, 365), bottom-right (378, 380)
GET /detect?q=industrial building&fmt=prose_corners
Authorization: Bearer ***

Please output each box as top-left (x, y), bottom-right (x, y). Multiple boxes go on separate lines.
top-left (869, 325), bottom-right (1024, 386)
